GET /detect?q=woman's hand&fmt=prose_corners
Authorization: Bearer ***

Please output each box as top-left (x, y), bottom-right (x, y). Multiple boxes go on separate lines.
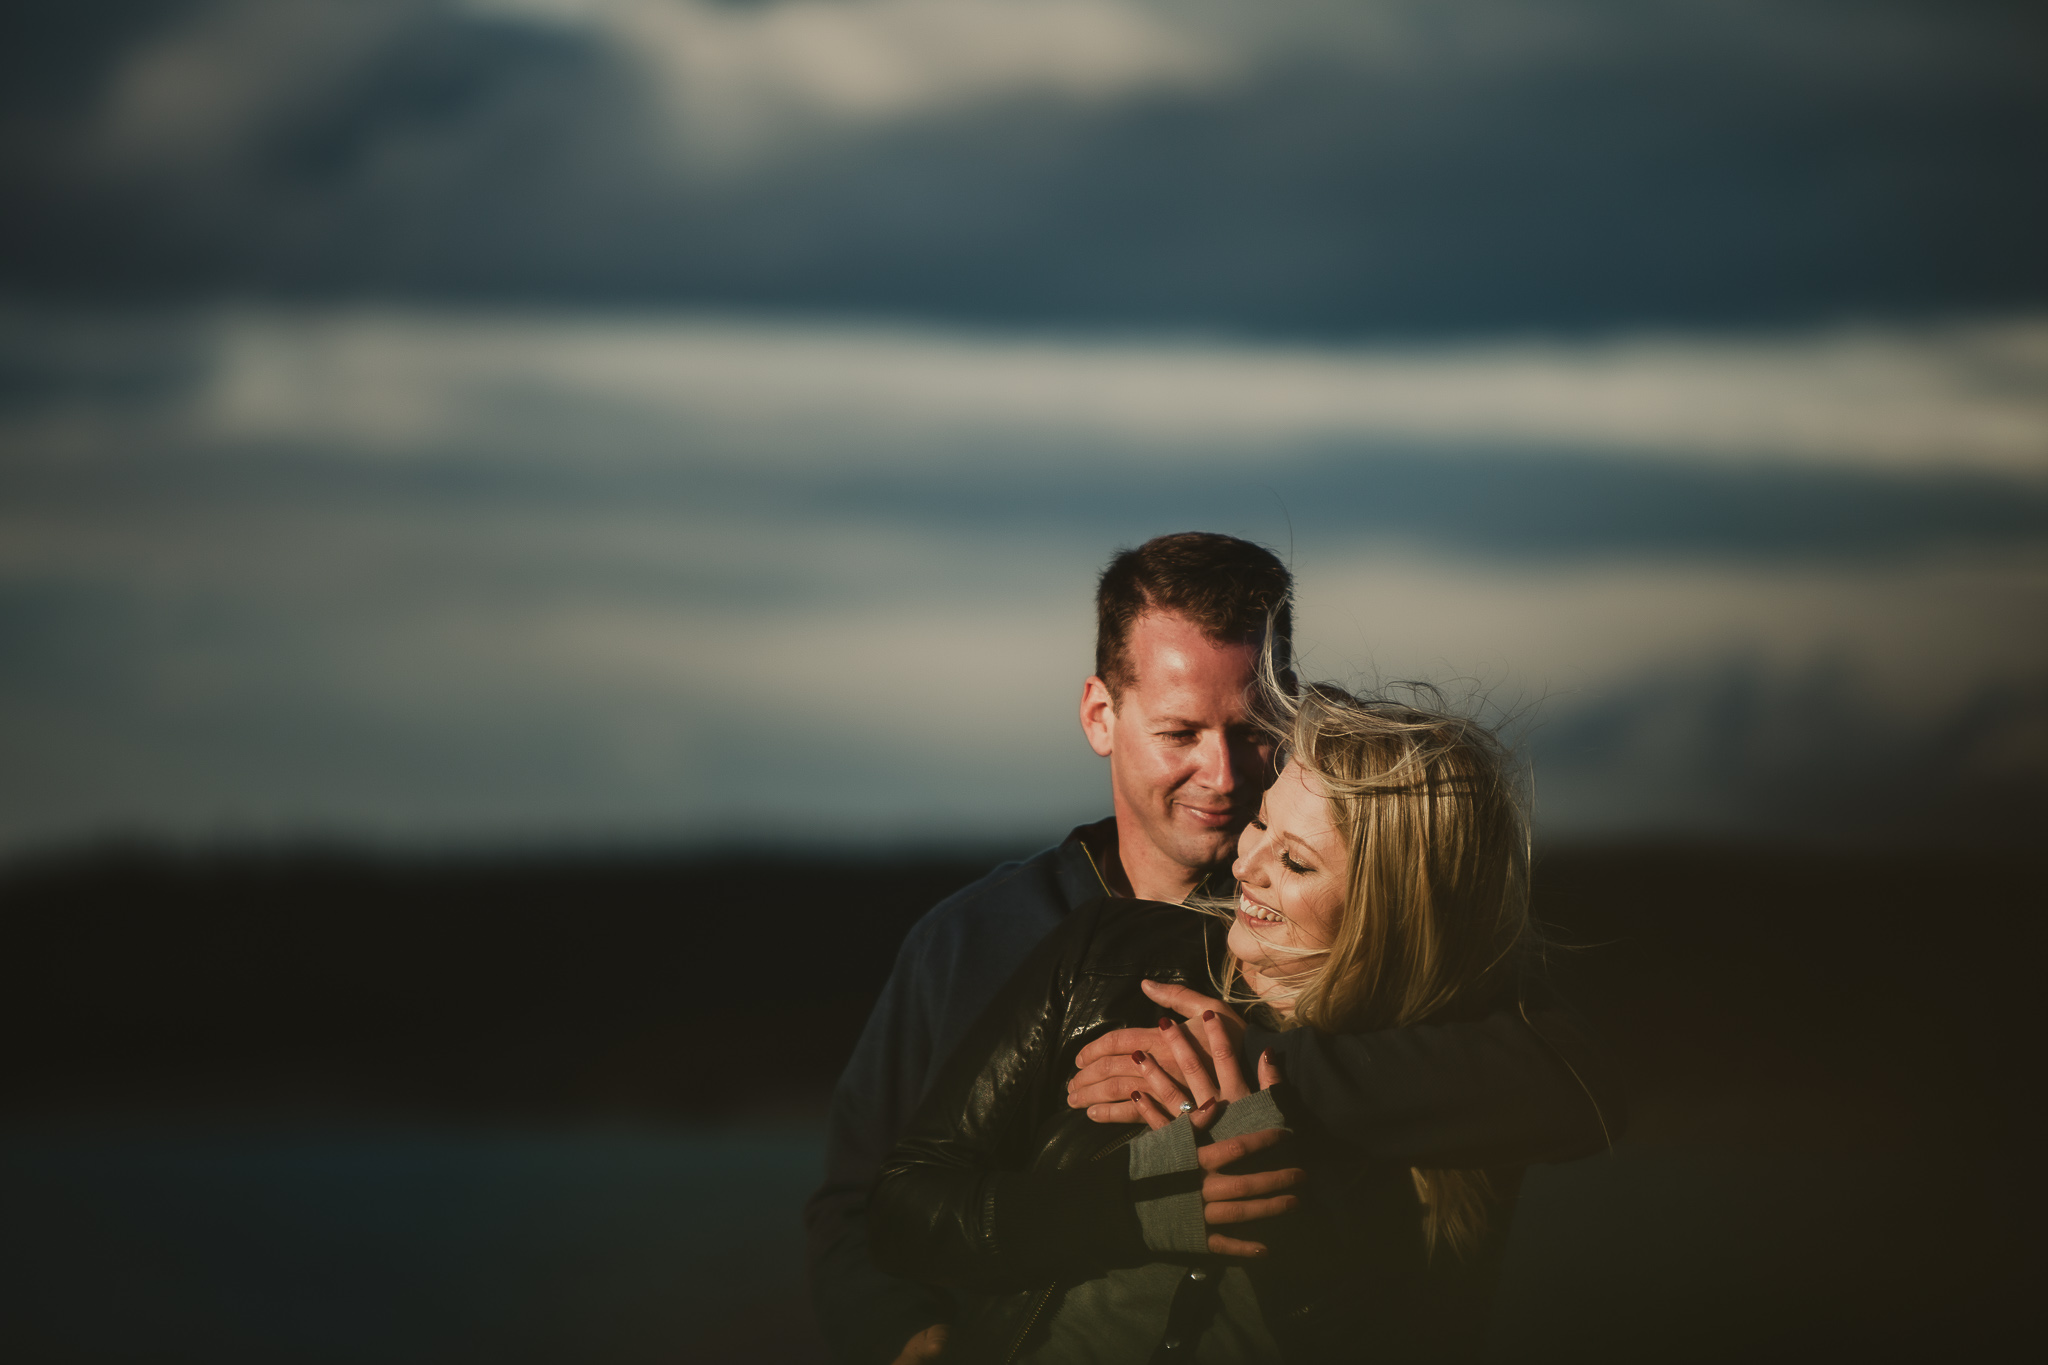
top-left (1123, 1038), bottom-right (1283, 1132)
top-left (1068, 980), bottom-right (1256, 1124)
top-left (1095, 991), bottom-right (1294, 1260)
top-left (1120, 1103), bottom-right (1303, 1258)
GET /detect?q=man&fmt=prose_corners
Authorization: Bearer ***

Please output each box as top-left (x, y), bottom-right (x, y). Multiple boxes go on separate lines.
top-left (806, 532), bottom-right (1623, 1365)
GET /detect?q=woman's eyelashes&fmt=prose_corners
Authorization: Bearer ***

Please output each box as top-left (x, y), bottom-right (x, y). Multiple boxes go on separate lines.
top-left (1250, 812), bottom-right (1313, 874)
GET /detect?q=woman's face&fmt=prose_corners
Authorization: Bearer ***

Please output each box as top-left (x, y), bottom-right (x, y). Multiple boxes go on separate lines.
top-left (1229, 759), bottom-right (1350, 1013)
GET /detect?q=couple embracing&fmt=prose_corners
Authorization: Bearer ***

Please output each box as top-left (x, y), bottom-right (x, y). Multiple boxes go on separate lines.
top-left (805, 533), bottom-right (1626, 1363)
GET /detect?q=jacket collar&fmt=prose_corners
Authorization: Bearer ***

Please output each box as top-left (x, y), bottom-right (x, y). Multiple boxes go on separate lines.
top-left (1055, 816), bottom-right (1233, 908)
top-left (1057, 816), bottom-right (1124, 907)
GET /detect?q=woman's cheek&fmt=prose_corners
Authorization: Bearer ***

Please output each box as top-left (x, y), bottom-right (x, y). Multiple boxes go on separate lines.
top-left (1227, 921), bottom-right (1277, 973)
top-left (1300, 889), bottom-right (1342, 952)
top-left (1226, 921), bottom-right (1256, 963)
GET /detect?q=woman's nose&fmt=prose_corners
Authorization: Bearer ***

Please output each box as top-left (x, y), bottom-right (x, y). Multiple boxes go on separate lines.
top-left (1232, 835), bottom-right (1265, 886)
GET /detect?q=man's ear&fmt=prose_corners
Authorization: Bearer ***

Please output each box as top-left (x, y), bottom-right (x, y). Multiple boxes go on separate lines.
top-left (1079, 676), bottom-right (1116, 758)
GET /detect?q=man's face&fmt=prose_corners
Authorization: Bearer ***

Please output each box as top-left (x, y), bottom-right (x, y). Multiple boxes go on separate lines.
top-left (1080, 610), bottom-right (1277, 881)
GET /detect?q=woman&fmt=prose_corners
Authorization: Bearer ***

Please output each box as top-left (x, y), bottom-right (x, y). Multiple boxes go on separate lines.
top-left (870, 675), bottom-right (1537, 1363)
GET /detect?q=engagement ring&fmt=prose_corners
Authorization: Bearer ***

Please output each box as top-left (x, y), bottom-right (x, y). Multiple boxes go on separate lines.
top-left (1176, 1100), bottom-right (1196, 1115)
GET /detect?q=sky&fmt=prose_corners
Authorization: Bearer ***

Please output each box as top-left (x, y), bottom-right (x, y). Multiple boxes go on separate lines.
top-left (9, 0), bottom-right (2047, 329)
top-left (2, 1), bottom-right (2044, 853)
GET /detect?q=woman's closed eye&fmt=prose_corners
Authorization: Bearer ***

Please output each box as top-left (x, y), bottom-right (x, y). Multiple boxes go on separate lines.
top-left (1249, 812), bottom-right (1313, 871)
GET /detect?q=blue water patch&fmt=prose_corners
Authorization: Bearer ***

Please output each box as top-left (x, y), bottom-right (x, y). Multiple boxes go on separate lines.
top-left (0, 1123), bottom-right (830, 1364)
top-left (1, 1120), bottom-right (2020, 1361)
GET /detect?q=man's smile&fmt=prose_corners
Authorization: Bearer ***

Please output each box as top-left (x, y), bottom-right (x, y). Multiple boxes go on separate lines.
top-left (1177, 803), bottom-right (1238, 829)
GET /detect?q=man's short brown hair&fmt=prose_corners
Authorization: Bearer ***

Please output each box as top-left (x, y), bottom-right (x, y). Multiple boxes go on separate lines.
top-left (1094, 532), bottom-right (1294, 698)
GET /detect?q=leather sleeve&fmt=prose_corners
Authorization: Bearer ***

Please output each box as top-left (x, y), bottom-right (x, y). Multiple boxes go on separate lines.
top-left (869, 899), bottom-right (1147, 1291)
top-left (1244, 975), bottom-right (1629, 1167)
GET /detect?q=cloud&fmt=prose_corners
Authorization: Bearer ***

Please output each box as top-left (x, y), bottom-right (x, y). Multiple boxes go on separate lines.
top-left (1535, 658), bottom-right (2048, 843)
top-left (8, 1), bottom-right (2046, 329)
top-left (88, 1), bottom-right (415, 176)
top-left (90, 0), bottom-right (1230, 177)
top-left (1, 305), bottom-right (2044, 851)
top-left (0, 500), bottom-right (1111, 848)
top-left (5, 307), bottom-right (2045, 574)
top-left (140, 308), bottom-right (2048, 476)
top-left (2, 495), bottom-right (2040, 850)
top-left (509, 0), bottom-right (1231, 166)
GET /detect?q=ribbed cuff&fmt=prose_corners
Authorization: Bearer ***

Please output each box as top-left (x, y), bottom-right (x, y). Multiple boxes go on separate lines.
top-left (1127, 1115), bottom-right (1207, 1254)
top-left (1210, 1087), bottom-right (1287, 1143)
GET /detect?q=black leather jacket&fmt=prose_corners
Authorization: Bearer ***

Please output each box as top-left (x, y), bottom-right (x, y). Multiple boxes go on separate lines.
top-left (870, 896), bottom-right (1517, 1363)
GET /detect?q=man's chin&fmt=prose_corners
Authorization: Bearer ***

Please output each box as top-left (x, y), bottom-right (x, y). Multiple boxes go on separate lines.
top-left (1169, 830), bottom-right (1241, 880)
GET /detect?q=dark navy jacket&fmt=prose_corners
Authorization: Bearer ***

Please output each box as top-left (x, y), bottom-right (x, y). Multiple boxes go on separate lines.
top-left (804, 817), bottom-right (1625, 1365)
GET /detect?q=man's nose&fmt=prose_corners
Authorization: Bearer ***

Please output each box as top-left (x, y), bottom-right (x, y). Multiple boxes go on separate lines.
top-left (1226, 733), bottom-right (1275, 794)
top-left (1195, 731), bottom-right (1235, 791)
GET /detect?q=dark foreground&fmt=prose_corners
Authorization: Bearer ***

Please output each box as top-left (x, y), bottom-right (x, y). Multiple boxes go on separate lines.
top-left (1, 844), bottom-right (2040, 1362)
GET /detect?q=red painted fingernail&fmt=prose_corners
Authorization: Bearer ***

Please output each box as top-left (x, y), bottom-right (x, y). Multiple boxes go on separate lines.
top-left (1130, 1091), bottom-right (1143, 1102)
top-left (1158, 1018), bottom-right (1172, 1030)
top-left (1199, 1099), bottom-right (1218, 1112)
top-left (1133, 1051), bottom-right (1148, 1066)
top-left (1202, 1010), bottom-right (1216, 1022)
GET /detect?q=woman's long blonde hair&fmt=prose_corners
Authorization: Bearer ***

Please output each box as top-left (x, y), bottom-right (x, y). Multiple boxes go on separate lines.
top-left (1217, 660), bottom-right (1536, 1261)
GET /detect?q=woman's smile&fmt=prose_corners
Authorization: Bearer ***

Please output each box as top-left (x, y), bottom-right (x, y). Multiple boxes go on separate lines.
top-left (1237, 894), bottom-right (1285, 926)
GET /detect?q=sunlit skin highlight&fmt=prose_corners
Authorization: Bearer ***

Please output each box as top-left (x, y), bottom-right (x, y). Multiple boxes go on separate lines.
top-left (1228, 759), bottom-right (1349, 1013)
top-left (1079, 610), bottom-right (1276, 903)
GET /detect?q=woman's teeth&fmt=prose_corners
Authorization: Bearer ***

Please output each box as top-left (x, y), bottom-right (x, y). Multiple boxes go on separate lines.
top-left (1240, 900), bottom-right (1283, 924)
